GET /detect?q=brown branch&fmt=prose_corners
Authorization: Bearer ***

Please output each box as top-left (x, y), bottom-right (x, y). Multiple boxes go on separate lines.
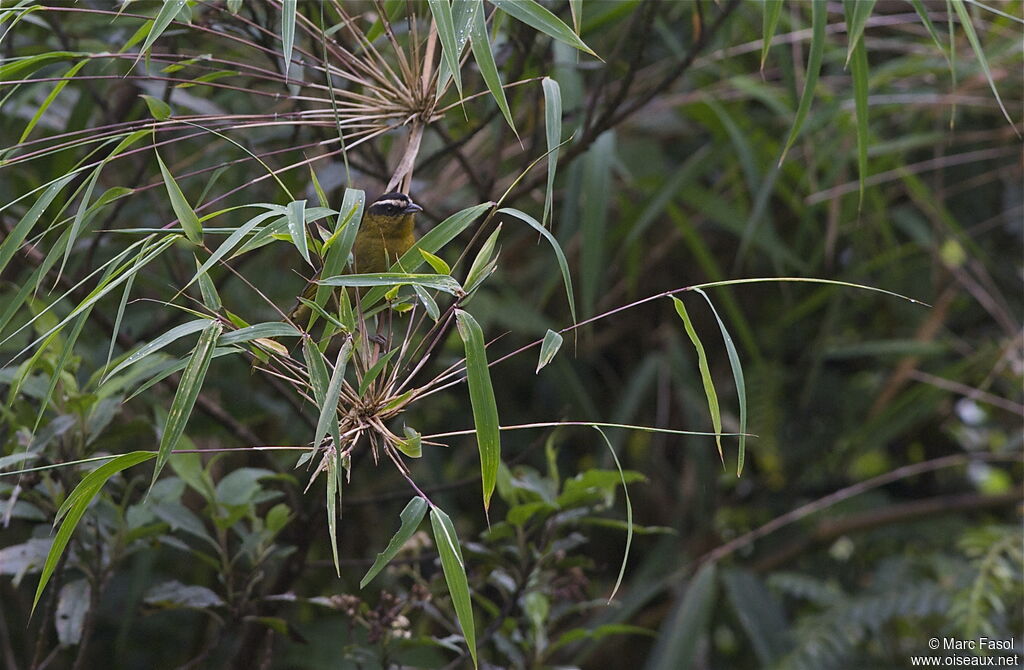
top-left (752, 488), bottom-right (1023, 573)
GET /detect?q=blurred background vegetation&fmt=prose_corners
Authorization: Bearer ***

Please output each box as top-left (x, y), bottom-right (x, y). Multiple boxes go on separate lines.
top-left (0, 1), bottom-right (1021, 668)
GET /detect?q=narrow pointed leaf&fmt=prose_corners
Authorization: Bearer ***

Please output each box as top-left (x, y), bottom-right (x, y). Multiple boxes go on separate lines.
top-left (136, 0), bottom-right (187, 60)
top-left (281, 0), bottom-right (296, 78)
top-left (19, 60), bottom-right (88, 143)
top-left (464, 224), bottom-right (501, 294)
top-left (104, 319), bottom-right (209, 381)
top-left (286, 199), bottom-right (311, 266)
top-left (156, 151), bottom-right (202, 244)
top-left (470, 5), bottom-right (516, 133)
top-left (694, 289), bottom-right (747, 476)
top-left (0, 174), bottom-right (74, 278)
top-left (428, 0), bottom-right (464, 98)
top-left (326, 458), bottom-right (341, 576)
top-left (218, 322), bottom-right (300, 346)
top-left (844, 0), bottom-right (876, 65)
top-left (454, 310), bottom-right (500, 511)
top-left (951, 0), bottom-right (1017, 131)
top-left (499, 207), bottom-right (576, 325)
top-left (33, 452), bottom-right (157, 614)
top-left (536, 329), bottom-right (563, 373)
top-left (357, 348), bottom-right (399, 397)
top-left (419, 249), bottom-right (451, 275)
top-left (761, 0), bottom-right (784, 69)
top-left (430, 507), bottom-right (478, 668)
top-left (592, 427), bottom-right (632, 603)
top-left (360, 497), bottom-right (428, 588)
top-left (139, 94), bottom-right (171, 120)
top-left (671, 296), bottom-right (723, 464)
top-left (849, 34), bottom-right (869, 207)
top-left (151, 321), bottom-right (222, 489)
top-left (490, 0), bottom-right (596, 56)
top-left (313, 339), bottom-right (351, 450)
top-left (778, 0), bottom-right (826, 165)
top-left (541, 77), bottom-right (562, 227)
top-left (319, 273), bottom-right (463, 295)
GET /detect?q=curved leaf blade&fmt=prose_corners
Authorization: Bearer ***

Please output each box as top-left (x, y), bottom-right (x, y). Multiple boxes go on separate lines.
top-left (455, 310), bottom-right (501, 512)
top-left (360, 497), bottom-right (428, 588)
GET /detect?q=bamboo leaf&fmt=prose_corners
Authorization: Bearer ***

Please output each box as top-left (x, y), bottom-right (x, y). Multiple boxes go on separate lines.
top-left (469, 4), bottom-right (516, 133)
top-left (671, 296), bottom-right (723, 465)
top-left (844, 0), bottom-right (877, 65)
top-left (646, 562), bottom-right (718, 670)
top-left (103, 319), bottom-right (209, 382)
top-left (286, 199), bottom-right (312, 266)
top-left (357, 348), bottom-right (399, 397)
top-left (592, 427), bottom-right (633, 603)
top-left (155, 150), bottom-right (203, 244)
top-left (428, 0), bottom-right (464, 98)
top-left (849, 31), bottom-right (870, 207)
top-left (464, 224), bottom-right (501, 295)
top-left (360, 497), bottom-right (428, 588)
top-left (419, 249), bottom-right (451, 275)
top-left (19, 60), bottom-right (88, 143)
top-left (0, 174), bottom-right (75, 278)
top-left (139, 94), bottom-right (171, 120)
top-left (150, 321), bottom-right (222, 489)
top-left (499, 207), bottom-right (576, 326)
top-left (541, 77), bottom-right (562, 227)
top-left (33, 452), bottom-right (157, 614)
top-left (281, 0), bottom-right (296, 79)
top-left (778, 0), bottom-right (827, 165)
top-left (136, 0), bottom-right (187, 62)
top-left (218, 322), bottom-right (300, 346)
top-left (319, 273), bottom-right (463, 295)
top-left (489, 0), bottom-right (597, 56)
top-left (694, 289), bottom-right (747, 476)
top-left (454, 310), bottom-right (501, 512)
top-left (326, 456), bottom-right (341, 576)
top-left (430, 507), bottom-right (478, 668)
top-left (761, 0), bottom-right (784, 70)
top-left (950, 0), bottom-right (1017, 132)
top-left (536, 329), bottom-right (563, 373)
top-left (313, 339), bottom-right (351, 450)
top-left (413, 285), bottom-right (440, 321)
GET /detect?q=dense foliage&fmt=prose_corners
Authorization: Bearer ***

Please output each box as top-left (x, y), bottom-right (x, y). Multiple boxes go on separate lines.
top-left (0, 1), bottom-right (1020, 668)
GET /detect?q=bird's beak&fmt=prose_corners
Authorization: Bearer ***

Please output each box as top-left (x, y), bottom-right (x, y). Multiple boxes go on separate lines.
top-left (403, 202), bottom-right (423, 214)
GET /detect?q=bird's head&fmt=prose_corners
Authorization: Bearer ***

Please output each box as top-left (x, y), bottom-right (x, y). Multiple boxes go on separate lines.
top-left (367, 192), bottom-right (423, 218)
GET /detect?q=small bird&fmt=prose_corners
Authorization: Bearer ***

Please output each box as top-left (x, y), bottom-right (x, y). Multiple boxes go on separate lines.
top-left (291, 192), bottom-right (423, 322)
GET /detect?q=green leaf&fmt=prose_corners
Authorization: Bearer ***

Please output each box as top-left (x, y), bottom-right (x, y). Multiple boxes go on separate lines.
top-left (430, 507), bottom-right (478, 668)
top-left (592, 427), bottom-right (632, 603)
top-left (139, 94), bottom-right (171, 120)
top-left (19, 60), bottom-right (88, 143)
top-left (428, 0), bottom-right (465, 98)
top-left (135, 0), bottom-right (187, 62)
top-left (849, 30), bottom-right (869, 207)
top-left (151, 321), bottom-right (222, 489)
top-left (646, 562), bottom-right (718, 670)
top-left (313, 339), bottom-right (352, 450)
top-left (310, 189), bottom-right (364, 327)
top-left (489, 0), bottom-right (597, 56)
top-left (464, 224), bottom-right (501, 295)
top-left (580, 131), bottom-right (614, 317)
top-left (950, 0), bottom-right (1017, 132)
top-left (396, 426), bottom-right (422, 458)
top-left (0, 174), bottom-right (75, 278)
top-left (536, 329), bottom-right (563, 373)
top-left (326, 456), bottom-right (341, 576)
top-left (319, 273), bottom-right (463, 295)
top-left (155, 150), bottom-right (203, 244)
top-left (360, 497), bottom-right (428, 588)
top-left (188, 209), bottom-right (281, 291)
top-left (413, 285), bottom-right (440, 321)
top-left (761, 0), bottom-right (783, 70)
top-left (286, 199), bottom-right (312, 266)
top-left (694, 289), bottom-right (747, 476)
top-left (722, 569), bottom-right (791, 664)
top-left (33, 452), bottom-right (157, 614)
top-left (498, 207), bottom-right (576, 325)
top-left (844, 0), bottom-right (877, 65)
top-left (194, 255), bottom-right (221, 311)
top-left (419, 248), bottom-right (451, 275)
top-left (103, 318), bottom-right (209, 382)
top-left (778, 0), bottom-right (826, 165)
top-left (469, 4), bottom-right (516, 133)
top-left (455, 310), bottom-right (501, 512)
top-left (281, 0), bottom-right (296, 78)
top-left (219, 322), bottom-right (300, 346)
top-left (671, 296), bottom-right (723, 465)
top-left (541, 77), bottom-right (562, 227)
top-left (357, 348), bottom-right (399, 397)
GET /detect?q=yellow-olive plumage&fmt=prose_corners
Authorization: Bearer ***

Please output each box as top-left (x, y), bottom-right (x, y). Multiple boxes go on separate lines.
top-left (291, 192), bottom-right (422, 321)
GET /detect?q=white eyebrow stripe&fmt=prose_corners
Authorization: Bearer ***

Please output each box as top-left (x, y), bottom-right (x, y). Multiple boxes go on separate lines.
top-left (370, 198), bottom-right (407, 209)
